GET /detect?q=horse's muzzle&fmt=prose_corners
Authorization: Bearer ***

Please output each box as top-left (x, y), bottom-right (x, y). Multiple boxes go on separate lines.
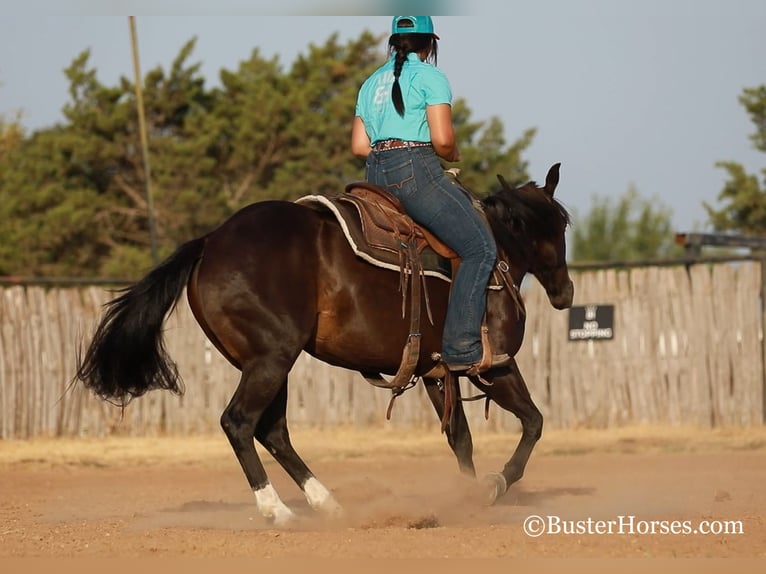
top-left (548, 279), bottom-right (574, 310)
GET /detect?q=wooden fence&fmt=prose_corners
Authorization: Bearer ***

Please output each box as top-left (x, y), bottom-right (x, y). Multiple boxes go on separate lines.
top-left (0, 259), bottom-right (764, 438)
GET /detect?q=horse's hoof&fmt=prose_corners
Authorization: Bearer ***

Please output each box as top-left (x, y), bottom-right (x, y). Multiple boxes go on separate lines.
top-left (481, 473), bottom-right (507, 506)
top-left (270, 507), bottom-right (296, 527)
top-left (304, 478), bottom-right (344, 518)
top-left (319, 497), bottom-right (344, 519)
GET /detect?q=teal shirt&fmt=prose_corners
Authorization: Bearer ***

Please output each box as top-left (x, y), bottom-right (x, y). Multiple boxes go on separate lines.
top-left (355, 53), bottom-right (452, 145)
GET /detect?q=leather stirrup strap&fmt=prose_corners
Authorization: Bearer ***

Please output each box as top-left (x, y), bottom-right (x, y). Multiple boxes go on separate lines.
top-left (389, 240), bottom-right (422, 387)
top-left (475, 323), bottom-right (493, 373)
top-left (368, 240), bottom-right (422, 398)
top-left (441, 370), bottom-right (457, 433)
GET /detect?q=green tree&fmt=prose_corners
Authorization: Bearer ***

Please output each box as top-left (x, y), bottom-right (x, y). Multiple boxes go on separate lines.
top-left (0, 112), bottom-right (23, 160)
top-left (207, 31), bottom-right (383, 204)
top-left (0, 41), bottom-right (220, 277)
top-left (572, 186), bottom-right (682, 262)
top-left (705, 85), bottom-right (766, 234)
top-left (455, 110), bottom-right (535, 195)
top-left (0, 31), bottom-right (535, 278)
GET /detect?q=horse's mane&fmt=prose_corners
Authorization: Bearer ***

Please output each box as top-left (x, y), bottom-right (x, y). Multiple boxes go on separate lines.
top-left (480, 178), bottom-right (571, 261)
top-left (481, 181), bottom-right (571, 238)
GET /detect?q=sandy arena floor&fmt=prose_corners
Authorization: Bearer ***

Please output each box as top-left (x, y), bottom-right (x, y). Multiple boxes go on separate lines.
top-left (0, 426), bottom-right (764, 561)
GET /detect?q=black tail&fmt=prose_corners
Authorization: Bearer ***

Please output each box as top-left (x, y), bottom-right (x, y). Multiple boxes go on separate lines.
top-left (76, 237), bottom-right (206, 406)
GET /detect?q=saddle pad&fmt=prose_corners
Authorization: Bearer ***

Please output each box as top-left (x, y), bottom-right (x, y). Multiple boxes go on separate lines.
top-left (296, 194), bottom-right (452, 282)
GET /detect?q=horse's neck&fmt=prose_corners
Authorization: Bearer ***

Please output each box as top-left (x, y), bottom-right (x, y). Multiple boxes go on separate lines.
top-left (511, 267), bottom-right (527, 290)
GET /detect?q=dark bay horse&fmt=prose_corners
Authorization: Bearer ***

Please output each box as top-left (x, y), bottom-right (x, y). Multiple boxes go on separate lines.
top-left (76, 163), bottom-right (573, 525)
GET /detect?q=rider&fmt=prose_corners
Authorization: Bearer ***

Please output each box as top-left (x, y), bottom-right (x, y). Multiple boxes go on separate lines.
top-left (351, 16), bottom-right (510, 374)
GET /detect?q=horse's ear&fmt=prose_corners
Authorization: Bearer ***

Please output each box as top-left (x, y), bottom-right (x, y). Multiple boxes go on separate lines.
top-left (544, 163), bottom-right (561, 197)
top-left (496, 174), bottom-right (512, 190)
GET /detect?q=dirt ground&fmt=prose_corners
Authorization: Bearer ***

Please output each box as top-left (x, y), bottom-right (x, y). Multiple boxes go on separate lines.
top-left (1, 426), bottom-right (765, 561)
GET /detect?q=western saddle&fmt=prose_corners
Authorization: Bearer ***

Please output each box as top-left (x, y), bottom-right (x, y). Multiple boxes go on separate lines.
top-left (296, 180), bottom-right (523, 426)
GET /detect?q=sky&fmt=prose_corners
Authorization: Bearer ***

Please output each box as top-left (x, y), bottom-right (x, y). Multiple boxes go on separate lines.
top-left (1, 1), bottom-right (765, 233)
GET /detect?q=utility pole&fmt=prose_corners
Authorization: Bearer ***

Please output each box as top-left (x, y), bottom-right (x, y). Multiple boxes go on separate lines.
top-left (129, 16), bottom-right (160, 265)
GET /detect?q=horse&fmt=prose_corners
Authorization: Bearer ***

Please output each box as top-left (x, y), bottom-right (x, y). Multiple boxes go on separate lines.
top-left (75, 162), bottom-right (573, 525)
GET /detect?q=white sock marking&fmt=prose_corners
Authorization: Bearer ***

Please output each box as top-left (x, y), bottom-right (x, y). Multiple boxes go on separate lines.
top-left (253, 483), bottom-right (294, 525)
top-left (303, 477), bottom-right (343, 515)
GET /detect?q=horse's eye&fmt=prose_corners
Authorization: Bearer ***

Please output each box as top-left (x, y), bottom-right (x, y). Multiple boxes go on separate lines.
top-left (539, 241), bottom-right (559, 267)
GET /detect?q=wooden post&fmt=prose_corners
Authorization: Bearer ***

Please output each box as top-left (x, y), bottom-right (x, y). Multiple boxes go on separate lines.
top-left (676, 231), bottom-right (766, 425)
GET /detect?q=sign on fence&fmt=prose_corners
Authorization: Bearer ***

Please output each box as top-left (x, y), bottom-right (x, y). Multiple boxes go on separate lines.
top-left (568, 304), bottom-right (614, 341)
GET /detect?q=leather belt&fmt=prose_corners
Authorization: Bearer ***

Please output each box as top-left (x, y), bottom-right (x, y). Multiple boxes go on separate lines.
top-left (372, 139), bottom-right (433, 152)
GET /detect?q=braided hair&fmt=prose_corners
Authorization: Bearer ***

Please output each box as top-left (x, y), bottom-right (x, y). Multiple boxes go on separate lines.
top-left (389, 32), bottom-right (439, 117)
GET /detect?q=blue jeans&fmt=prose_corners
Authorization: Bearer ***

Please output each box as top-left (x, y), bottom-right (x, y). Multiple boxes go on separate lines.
top-left (365, 146), bottom-right (497, 365)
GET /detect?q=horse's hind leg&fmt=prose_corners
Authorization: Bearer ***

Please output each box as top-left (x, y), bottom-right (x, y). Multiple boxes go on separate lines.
top-left (221, 366), bottom-right (297, 525)
top-left (423, 377), bottom-right (476, 477)
top-left (255, 379), bottom-right (342, 517)
top-left (470, 358), bottom-right (543, 504)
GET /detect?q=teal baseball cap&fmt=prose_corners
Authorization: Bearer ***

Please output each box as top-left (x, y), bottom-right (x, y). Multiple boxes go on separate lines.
top-left (391, 16), bottom-right (439, 39)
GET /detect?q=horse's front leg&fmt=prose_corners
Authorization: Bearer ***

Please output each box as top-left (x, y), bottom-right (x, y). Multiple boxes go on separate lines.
top-left (468, 358), bottom-right (543, 504)
top-left (423, 377), bottom-right (476, 477)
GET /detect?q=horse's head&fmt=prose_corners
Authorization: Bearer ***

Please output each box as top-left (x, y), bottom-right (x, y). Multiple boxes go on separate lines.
top-left (482, 163), bottom-right (574, 309)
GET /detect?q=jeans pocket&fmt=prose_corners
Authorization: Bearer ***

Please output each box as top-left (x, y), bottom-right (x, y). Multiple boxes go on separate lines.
top-left (381, 157), bottom-right (416, 198)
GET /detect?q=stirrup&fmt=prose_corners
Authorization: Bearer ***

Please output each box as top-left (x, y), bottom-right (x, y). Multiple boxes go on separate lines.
top-left (446, 353), bottom-right (512, 376)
